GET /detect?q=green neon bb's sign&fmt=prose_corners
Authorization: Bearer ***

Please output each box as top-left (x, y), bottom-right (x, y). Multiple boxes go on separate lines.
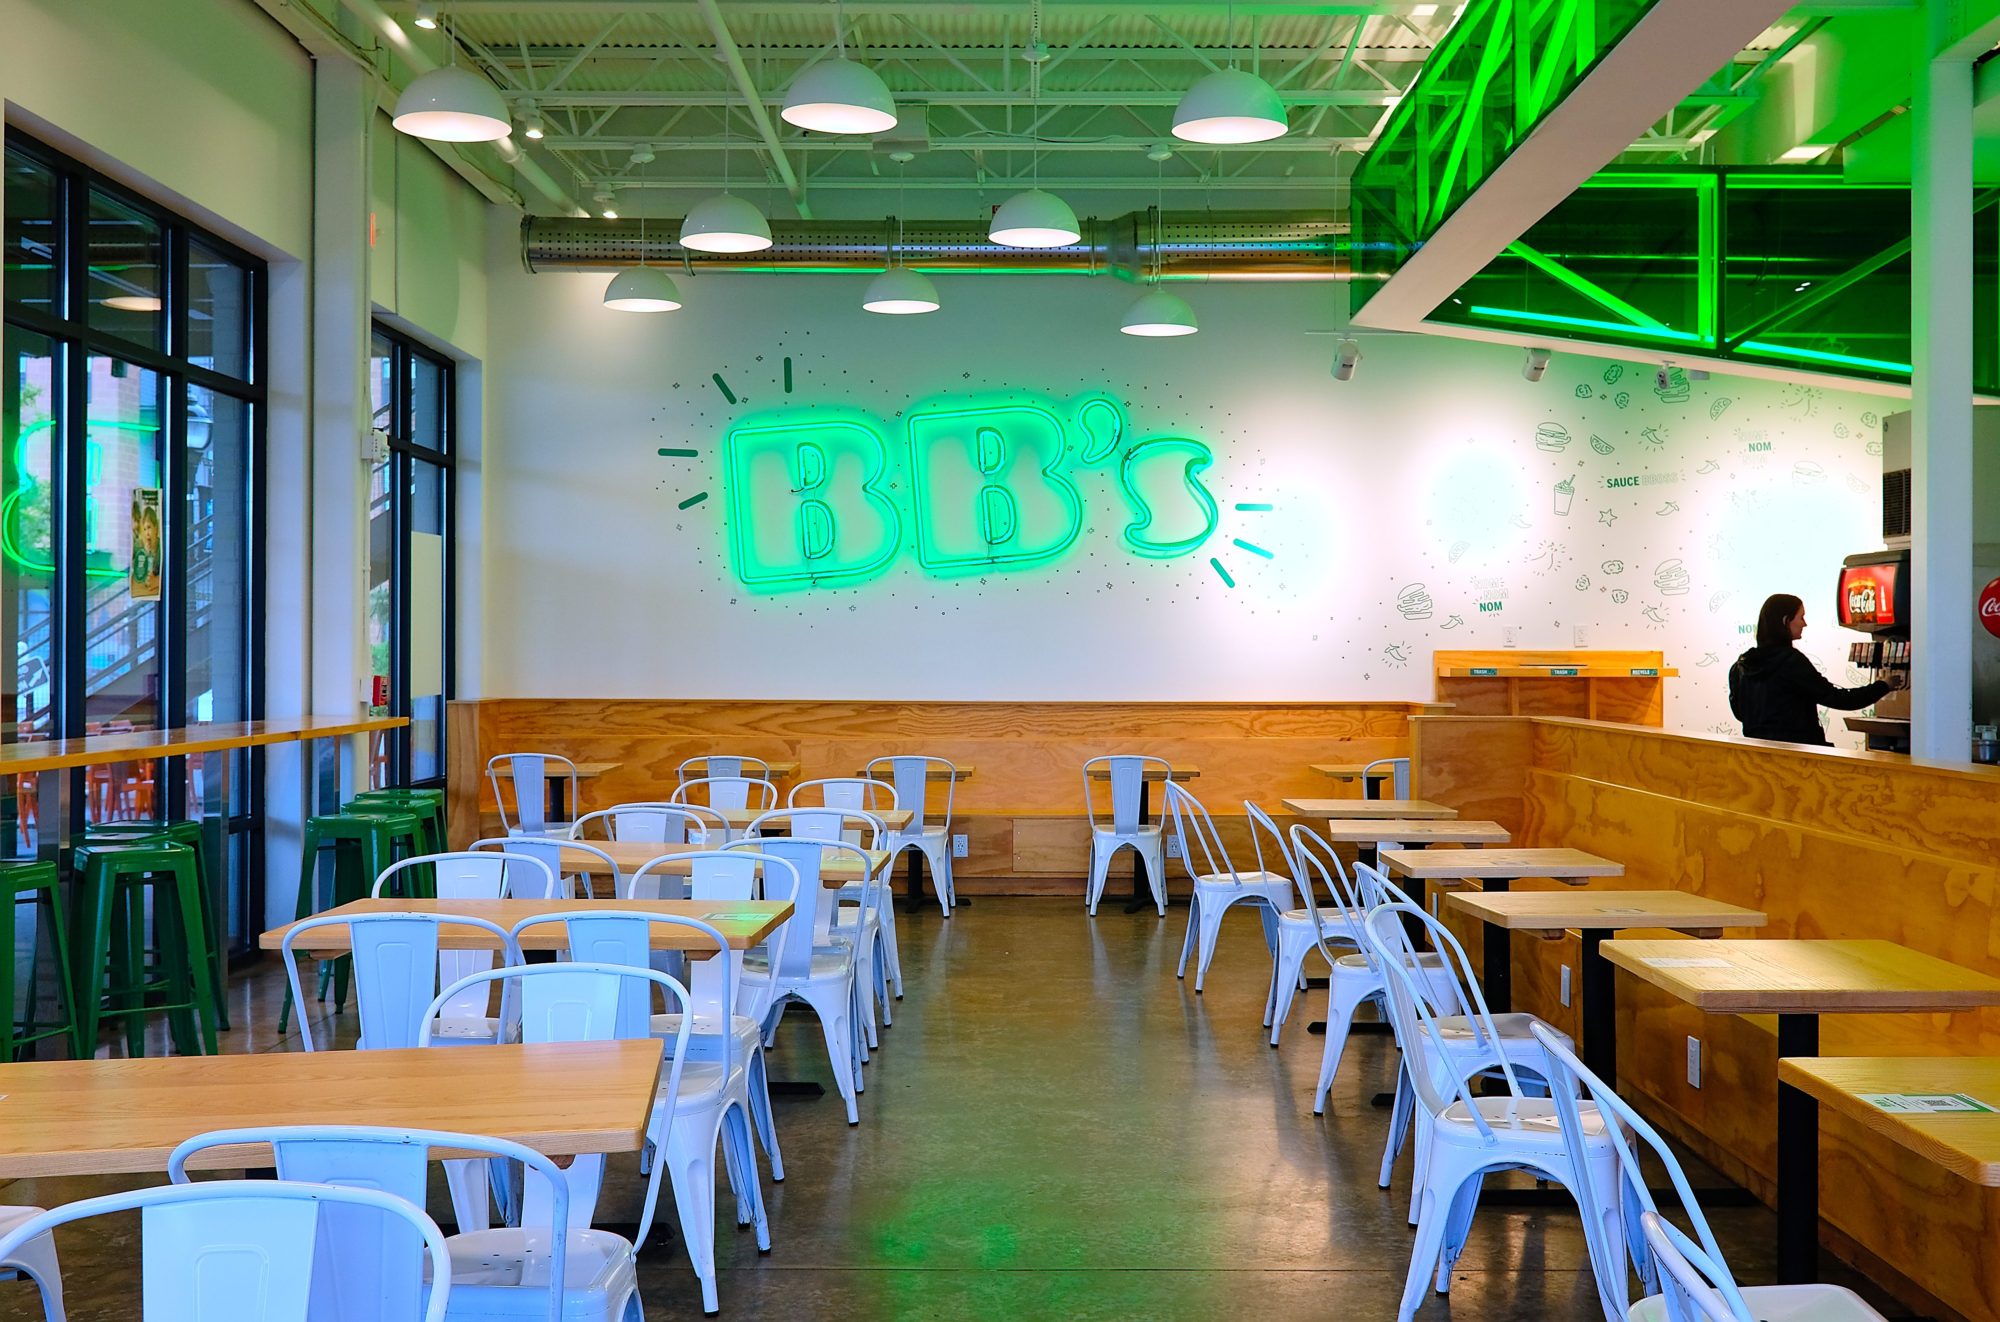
top-left (721, 394), bottom-right (1219, 591)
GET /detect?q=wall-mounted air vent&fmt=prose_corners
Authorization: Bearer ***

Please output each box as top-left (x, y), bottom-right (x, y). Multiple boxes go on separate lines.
top-left (1883, 468), bottom-right (1912, 540)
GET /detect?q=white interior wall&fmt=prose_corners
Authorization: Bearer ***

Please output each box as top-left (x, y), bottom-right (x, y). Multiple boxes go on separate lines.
top-left (484, 266), bottom-right (1886, 739)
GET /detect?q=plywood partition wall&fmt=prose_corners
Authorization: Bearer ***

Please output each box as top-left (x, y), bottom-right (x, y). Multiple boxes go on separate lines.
top-left (1411, 714), bottom-right (2000, 1322)
top-left (449, 698), bottom-right (1439, 887)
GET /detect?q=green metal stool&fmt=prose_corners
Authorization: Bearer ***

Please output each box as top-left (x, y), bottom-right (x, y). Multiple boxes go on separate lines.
top-left (84, 819), bottom-right (231, 1031)
top-left (276, 807), bottom-right (426, 1033)
top-left (346, 788), bottom-right (446, 857)
top-left (71, 841), bottom-right (216, 1057)
top-left (0, 859), bottom-right (81, 1061)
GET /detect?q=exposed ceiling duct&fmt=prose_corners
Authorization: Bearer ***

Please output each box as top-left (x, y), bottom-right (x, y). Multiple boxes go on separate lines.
top-left (522, 211), bottom-right (1349, 281)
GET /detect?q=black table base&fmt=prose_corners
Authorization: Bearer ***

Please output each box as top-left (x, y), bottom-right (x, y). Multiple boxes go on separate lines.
top-left (1776, 1012), bottom-right (1821, 1284)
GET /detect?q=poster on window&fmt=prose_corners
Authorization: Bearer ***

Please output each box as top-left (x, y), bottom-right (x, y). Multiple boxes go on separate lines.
top-left (129, 487), bottom-right (162, 602)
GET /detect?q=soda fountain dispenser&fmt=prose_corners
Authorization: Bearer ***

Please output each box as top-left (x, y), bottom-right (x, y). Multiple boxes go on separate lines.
top-left (1836, 550), bottom-right (1911, 753)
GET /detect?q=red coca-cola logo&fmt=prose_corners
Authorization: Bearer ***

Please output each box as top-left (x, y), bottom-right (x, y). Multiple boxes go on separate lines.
top-left (1981, 576), bottom-right (2000, 638)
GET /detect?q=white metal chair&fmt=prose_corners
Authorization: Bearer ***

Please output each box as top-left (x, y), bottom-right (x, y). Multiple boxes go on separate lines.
top-left (1364, 903), bottom-right (1619, 1322)
top-left (1081, 754), bottom-right (1170, 916)
top-left (729, 833), bottom-right (867, 1124)
top-left (1250, 805), bottom-right (1362, 1045)
top-left (473, 836), bottom-right (621, 902)
top-left (786, 783), bottom-right (906, 1001)
top-left (0, 1206), bottom-right (62, 1322)
top-left (676, 756), bottom-right (772, 796)
top-left (866, 755), bottom-right (959, 915)
top-left (673, 775), bottom-right (777, 816)
top-left (572, 803), bottom-right (724, 847)
top-left (510, 913), bottom-right (766, 1314)
top-left (1162, 782), bottom-right (1291, 992)
top-left (1529, 1022), bottom-right (1888, 1322)
top-left (1356, 862), bottom-right (1569, 1212)
top-left (375, 848), bottom-right (562, 1034)
top-left (486, 753), bottom-right (579, 837)
top-left (1291, 833), bottom-right (1457, 1115)
top-left (170, 1125), bottom-right (640, 1322)
top-left (0, 1180), bottom-right (451, 1322)
top-left (1630, 1211), bottom-right (1887, 1322)
top-left (744, 807), bottom-right (895, 1048)
top-left (1361, 756), bottom-right (1412, 800)
top-left (633, 849), bottom-right (800, 1182)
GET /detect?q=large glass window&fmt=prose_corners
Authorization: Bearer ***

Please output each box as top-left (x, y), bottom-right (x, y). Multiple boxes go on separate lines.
top-left (369, 325), bottom-right (454, 790)
top-left (2, 131), bottom-right (262, 949)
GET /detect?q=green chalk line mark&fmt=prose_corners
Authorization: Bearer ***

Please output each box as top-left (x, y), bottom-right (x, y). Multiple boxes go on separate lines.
top-left (711, 373), bottom-right (737, 404)
top-left (783, 357), bottom-right (793, 393)
top-left (678, 491), bottom-right (710, 510)
top-left (1234, 502), bottom-right (1274, 512)
top-left (658, 447), bottom-right (699, 458)
top-left (1209, 558), bottom-right (1235, 588)
top-left (1233, 538), bottom-right (1274, 560)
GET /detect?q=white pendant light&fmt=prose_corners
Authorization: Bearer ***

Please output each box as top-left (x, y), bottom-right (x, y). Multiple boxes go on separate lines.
top-left (604, 265), bottom-right (684, 312)
top-left (1173, 68), bottom-right (1288, 144)
top-left (866, 162), bottom-right (939, 314)
top-left (782, 1), bottom-right (896, 134)
top-left (680, 194), bottom-right (771, 253)
top-left (989, 189), bottom-right (1079, 249)
top-left (682, 107), bottom-right (772, 253)
top-left (783, 60), bottom-right (898, 134)
top-left (393, 66), bottom-right (511, 143)
top-left (990, 25), bottom-right (1077, 249)
top-left (604, 214), bottom-right (682, 312)
top-left (1120, 288), bottom-right (1198, 337)
top-left (1172, 6), bottom-right (1288, 145)
top-left (863, 266), bottom-right (939, 315)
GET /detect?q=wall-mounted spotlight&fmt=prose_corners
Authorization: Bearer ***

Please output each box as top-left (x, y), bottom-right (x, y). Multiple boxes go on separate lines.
top-left (1655, 361), bottom-right (1675, 392)
top-left (1332, 339), bottom-right (1363, 382)
top-left (413, 0), bottom-right (439, 29)
top-left (1522, 347), bottom-right (1551, 382)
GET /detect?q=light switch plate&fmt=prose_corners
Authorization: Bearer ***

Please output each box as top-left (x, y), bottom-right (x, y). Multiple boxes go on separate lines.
top-left (1502, 626), bottom-right (1521, 648)
top-left (1574, 624), bottom-right (1592, 647)
top-left (951, 833), bottom-right (968, 858)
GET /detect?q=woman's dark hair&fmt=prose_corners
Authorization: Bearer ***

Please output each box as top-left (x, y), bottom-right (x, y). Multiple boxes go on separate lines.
top-left (1755, 593), bottom-right (1804, 650)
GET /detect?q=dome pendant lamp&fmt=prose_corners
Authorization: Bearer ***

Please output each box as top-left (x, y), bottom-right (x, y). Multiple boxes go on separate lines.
top-left (990, 19), bottom-right (1079, 249)
top-left (680, 110), bottom-right (772, 254)
top-left (1121, 175), bottom-right (1197, 337)
top-left (393, 14), bottom-right (512, 143)
top-left (604, 213), bottom-right (683, 313)
top-left (1171, 4), bottom-right (1288, 145)
top-left (783, 3), bottom-right (897, 135)
top-left (865, 164), bottom-right (940, 314)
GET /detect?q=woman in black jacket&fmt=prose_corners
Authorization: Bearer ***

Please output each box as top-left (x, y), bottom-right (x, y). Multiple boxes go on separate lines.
top-left (1728, 593), bottom-right (1895, 746)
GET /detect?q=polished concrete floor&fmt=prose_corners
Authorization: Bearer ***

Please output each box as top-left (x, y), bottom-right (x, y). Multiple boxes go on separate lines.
top-left (0, 896), bottom-right (1921, 1320)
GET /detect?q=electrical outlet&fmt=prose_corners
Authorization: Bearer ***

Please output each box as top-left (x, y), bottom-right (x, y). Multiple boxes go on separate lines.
top-left (1686, 1036), bottom-right (1702, 1089)
top-left (951, 833), bottom-right (968, 858)
top-left (1574, 624), bottom-right (1592, 647)
top-left (1166, 834), bottom-right (1184, 859)
top-left (1502, 626), bottom-right (1521, 648)
top-left (1559, 964), bottom-right (1572, 1007)
top-left (1429, 892), bottom-right (1439, 917)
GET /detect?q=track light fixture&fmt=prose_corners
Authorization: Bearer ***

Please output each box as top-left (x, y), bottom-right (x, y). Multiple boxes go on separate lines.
top-left (1332, 338), bottom-right (1363, 382)
top-left (1522, 348), bottom-right (1551, 382)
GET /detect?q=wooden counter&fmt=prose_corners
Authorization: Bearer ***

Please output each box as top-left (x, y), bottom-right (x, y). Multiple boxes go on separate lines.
top-left (0, 715), bottom-right (407, 774)
top-left (1412, 712), bottom-right (2000, 1321)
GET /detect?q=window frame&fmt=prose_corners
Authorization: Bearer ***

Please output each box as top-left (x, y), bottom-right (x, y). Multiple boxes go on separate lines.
top-left (3, 129), bottom-right (266, 952)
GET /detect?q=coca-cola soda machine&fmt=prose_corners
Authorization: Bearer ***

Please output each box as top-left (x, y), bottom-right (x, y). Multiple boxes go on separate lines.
top-left (1836, 550), bottom-right (1911, 752)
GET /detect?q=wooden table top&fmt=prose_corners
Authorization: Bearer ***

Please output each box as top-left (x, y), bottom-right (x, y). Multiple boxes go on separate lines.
top-left (1600, 939), bottom-right (2000, 1014)
top-left (1380, 847), bottom-right (1625, 881)
top-left (1283, 798), bottom-right (1457, 820)
top-left (1778, 1057), bottom-right (2000, 1186)
top-left (0, 716), bottom-right (409, 775)
top-left (854, 764), bottom-right (975, 781)
top-left (1310, 762), bottom-right (1405, 779)
top-left (1447, 889), bottom-right (1767, 933)
top-left (0, 1041), bottom-right (664, 1177)
top-left (568, 762), bottom-right (621, 779)
top-left (1087, 763), bottom-right (1200, 782)
top-left (1313, 819), bottom-right (1510, 845)
top-left (260, 898), bottom-right (793, 954)
top-left (681, 759), bottom-right (801, 778)
top-left (556, 837), bottom-right (890, 882)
